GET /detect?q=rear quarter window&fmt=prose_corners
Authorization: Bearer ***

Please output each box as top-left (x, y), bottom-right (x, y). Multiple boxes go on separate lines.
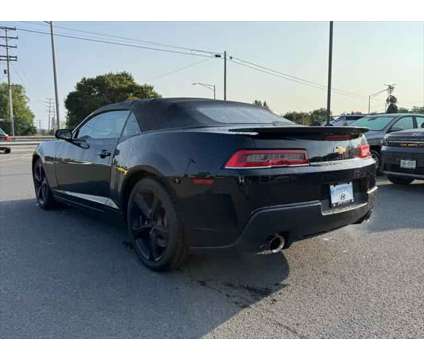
top-left (120, 113), bottom-right (141, 139)
top-left (194, 105), bottom-right (293, 125)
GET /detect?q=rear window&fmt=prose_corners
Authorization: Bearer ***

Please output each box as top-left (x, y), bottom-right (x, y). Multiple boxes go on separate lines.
top-left (354, 116), bottom-right (394, 131)
top-left (194, 105), bottom-right (293, 125)
top-left (134, 101), bottom-right (294, 131)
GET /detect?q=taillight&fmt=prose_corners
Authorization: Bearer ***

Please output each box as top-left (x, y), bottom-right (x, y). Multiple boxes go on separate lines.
top-left (225, 149), bottom-right (309, 169)
top-left (357, 144), bottom-right (371, 158)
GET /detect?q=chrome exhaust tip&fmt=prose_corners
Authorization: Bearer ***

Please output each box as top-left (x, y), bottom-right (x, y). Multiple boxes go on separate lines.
top-left (269, 233), bottom-right (286, 253)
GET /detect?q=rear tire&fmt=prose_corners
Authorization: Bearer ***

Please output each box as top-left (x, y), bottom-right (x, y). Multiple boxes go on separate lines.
top-left (387, 175), bottom-right (414, 185)
top-left (127, 178), bottom-right (188, 272)
top-left (33, 158), bottom-right (57, 210)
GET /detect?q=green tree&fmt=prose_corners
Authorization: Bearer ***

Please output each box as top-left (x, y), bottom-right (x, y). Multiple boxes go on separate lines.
top-left (411, 106), bottom-right (424, 114)
top-left (283, 111), bottom-right (311, 125)
top-left (65, 72), bottom-right (161, 128)
top-left (0, 83), bottom-right (36, 135)
top-left (283, 108), bottom-right (330, 126)
top-left (310, 108), bottom-right (328, 125)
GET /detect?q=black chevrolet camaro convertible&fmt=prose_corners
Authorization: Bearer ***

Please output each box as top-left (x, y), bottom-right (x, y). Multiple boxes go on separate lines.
top-left (33, 98), bottom-right (376, 271)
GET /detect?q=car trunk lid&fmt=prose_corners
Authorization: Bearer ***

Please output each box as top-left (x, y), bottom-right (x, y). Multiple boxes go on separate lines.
top-left (227, 125), bottom-right (369, 163)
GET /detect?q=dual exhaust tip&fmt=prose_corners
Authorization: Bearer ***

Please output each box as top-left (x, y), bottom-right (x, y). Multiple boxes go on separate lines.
top-left (268, 233), bottom-right (286, 253)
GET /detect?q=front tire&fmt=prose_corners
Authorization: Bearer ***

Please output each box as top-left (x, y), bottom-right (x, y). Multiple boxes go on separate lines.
top-left (127, 178), bottom-right (188, 272)
top-left (371, 150), bottom-right (382, 175)
top-left (387, 175), bottom-right (414, 185)
top-left (33, 158), bottom-right (57, 209)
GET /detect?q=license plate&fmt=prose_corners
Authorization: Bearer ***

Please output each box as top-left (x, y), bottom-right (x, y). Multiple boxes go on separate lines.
top-left (330, 182), bottom-right (354, 207)
top-left (400, 160), bottom-right (416, 169)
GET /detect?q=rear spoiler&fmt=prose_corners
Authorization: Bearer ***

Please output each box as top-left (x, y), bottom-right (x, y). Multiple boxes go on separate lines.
top-left (228, 126), bottom-right (369, 136)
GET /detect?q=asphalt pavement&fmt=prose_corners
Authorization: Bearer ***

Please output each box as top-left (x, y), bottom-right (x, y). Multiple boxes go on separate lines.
top-left (1, 146), bottom-right (423, 338)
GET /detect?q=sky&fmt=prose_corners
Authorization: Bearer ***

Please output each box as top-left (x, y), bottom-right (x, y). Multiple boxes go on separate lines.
top-left (1, 21), bottom-right (424, 129)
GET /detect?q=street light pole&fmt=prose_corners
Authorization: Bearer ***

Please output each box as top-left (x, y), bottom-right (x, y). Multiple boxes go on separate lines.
top-left (368, 87), bottom-right (390, 113)
top-left (326, 21), bottom-right (334, 126)
top-left (48, 21), bottom-right (60, 130)
top-left (192, 82), bottom-right (216, 100)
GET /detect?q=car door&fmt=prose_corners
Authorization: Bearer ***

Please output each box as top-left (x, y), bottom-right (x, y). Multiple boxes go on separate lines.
top-left (388, 115), bottom-right (416, 133)
top-left (55, 110), bottom-right (129, 208)
top-left (415, 115), bottom-right (424, 129)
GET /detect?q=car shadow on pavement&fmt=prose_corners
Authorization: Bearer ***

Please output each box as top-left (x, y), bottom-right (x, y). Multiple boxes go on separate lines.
top-left (364, 180), bottom-right (424, 233)
top-left (0, 198), bottom-right (290, 338)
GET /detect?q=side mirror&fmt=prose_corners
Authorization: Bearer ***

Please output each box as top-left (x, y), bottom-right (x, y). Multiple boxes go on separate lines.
top-left (55, 129), bottom-right (73, 140)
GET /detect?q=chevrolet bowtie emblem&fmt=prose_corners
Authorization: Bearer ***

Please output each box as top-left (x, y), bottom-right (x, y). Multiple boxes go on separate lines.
top-left (335, 146), bottom-right (347, 155)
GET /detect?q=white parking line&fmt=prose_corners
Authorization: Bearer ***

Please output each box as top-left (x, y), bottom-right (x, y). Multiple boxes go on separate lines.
top-left (0, 154), bottom-right (32, 163)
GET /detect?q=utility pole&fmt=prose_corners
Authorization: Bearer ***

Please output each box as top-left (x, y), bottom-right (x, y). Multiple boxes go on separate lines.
top-left (326, 21), bottom-right (334, 126)
top-left (45, 98), bottom-right (54, 132)
top-left (0, 26), bottom-right (18, 136)
top-left (223, 51), bottom-right (227, 101)
top-left (47, 21), bottom-right (60, 130)
top-left (213, 52), bottom-right (227, 100)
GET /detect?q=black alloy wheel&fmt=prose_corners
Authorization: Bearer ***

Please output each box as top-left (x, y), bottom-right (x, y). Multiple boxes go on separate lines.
top-left (33, 159), bottom-right (56, 209)
top-left (127, 178), bottom-right (188, 271)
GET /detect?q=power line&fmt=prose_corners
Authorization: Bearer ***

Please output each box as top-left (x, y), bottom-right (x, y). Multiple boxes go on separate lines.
top-left (230, 55), bottom-right (365, 99)
top-left (19, 21), bottom-right (217, 56)
top-left (12, 66), bottom-right (26, 85)
top-left (229, 57), bottom-right (331, 94)
top-left (15, 26), bottom-right (217, 59)
top-left (146, 58), bottom-right (211, 82)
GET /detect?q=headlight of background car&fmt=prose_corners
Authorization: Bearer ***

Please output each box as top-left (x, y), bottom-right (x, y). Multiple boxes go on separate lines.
top-left (382, 135), bottom-right (389, 146)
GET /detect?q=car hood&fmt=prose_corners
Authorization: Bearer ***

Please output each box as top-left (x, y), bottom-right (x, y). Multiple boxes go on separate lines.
top-left (386, 129), bottom-right (424, 141)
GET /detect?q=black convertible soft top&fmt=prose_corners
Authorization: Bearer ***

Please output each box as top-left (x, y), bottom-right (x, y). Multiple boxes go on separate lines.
top-left (130, 98), bottom-right (293, 131)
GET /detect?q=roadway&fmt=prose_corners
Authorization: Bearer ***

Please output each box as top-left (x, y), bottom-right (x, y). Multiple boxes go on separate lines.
top-left (0, 146), bottom-right (423, 338)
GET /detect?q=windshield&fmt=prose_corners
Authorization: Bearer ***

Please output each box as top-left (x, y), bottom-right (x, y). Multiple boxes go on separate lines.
top-left (195, 105), bottom-right (293, 125)
top-left (354, 115), bottom-right (394, 131)
top-left (0, 128), bottom-right (6, 136)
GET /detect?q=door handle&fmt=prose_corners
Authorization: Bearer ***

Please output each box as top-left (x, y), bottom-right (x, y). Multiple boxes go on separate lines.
top-left (98, 149), bottom-right (112, 158)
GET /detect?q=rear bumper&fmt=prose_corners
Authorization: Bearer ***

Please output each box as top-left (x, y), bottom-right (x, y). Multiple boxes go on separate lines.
top-left (232, 186), bottom-right (377, 252)
top-left (383, 170), bottom-right (424, 179)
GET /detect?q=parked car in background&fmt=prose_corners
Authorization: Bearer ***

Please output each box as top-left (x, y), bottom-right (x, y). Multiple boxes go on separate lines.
top-left (353, 113), bottom-right (424, 172)
top-left (33, 98), bottom-right (376, 271)
top-left (0, 127), bottom-right (11, 154)
top-left (381, 128), bottom-right (424, 184)
top-left (331, 114), bottom-right (364, 127)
